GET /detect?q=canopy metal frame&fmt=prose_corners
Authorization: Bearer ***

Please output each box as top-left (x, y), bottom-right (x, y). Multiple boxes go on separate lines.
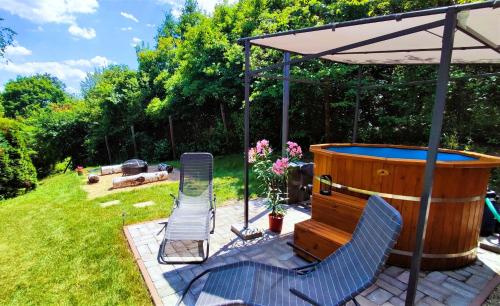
top-left (238, 1), bottom-right (499, 305)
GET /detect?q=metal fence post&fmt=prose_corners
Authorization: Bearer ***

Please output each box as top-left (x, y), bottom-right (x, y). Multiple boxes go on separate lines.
top-left (104, 135), bottom-right (112, 164)
top-left (405, 9), bottom-right (457, 306)
top-left (220, 103), bottom-right (229, 143)
top-left (168, 116), bottom-right (177, 160)
top-left (130, 125), bottom-right (138, 158)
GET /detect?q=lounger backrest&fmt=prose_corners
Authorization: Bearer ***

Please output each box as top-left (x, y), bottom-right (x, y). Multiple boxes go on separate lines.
top-left (302, 195), bottom-right (402, 305)
top-left (179, 153), bottom-right (213, 207)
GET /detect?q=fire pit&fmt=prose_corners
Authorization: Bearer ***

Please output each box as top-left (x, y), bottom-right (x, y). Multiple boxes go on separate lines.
top-left (122, 159), bottom-right (148, 176)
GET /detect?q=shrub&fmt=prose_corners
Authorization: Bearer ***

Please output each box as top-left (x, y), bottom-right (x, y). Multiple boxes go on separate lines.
top-left (0, 118), bottom-right (37, 199)
top-left (25, 102), bottom-right (91, 176)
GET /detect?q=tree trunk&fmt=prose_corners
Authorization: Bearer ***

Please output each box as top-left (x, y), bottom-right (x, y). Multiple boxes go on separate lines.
top-left (112, 171), bottom-right (169, 189)
top-left (101, 164), bottom-right (123, 175)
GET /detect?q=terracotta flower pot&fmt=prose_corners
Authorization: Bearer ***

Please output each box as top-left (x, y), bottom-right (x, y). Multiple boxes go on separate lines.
top-left (268, 213), bottom-right (284, 233)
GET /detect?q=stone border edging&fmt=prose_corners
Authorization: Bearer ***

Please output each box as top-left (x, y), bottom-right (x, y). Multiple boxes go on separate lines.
top-left (470, 274), bottom-right (500, 306)
top-left (123, 226), bottom-right (163, 306)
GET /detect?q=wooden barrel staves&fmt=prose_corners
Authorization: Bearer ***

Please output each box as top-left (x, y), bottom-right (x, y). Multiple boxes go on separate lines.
top-left (297, 143), bottom-right (500, 270)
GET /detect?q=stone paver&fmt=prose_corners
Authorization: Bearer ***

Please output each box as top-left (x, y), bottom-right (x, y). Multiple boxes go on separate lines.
top-left (424, 271), bottom-right (447, 284)
top-left (133, 200), bottom-right (155, 208)
top-left (99, 199), bottom-right (120, 207)
top-left (125, 200), bottom-right (500, 306)
top-left (444, 294), bottom-right (472, 306)
top-left (418, 296), bottom-right (446, 306)
top-left (367, 288), bottom-right (393, 304)
top-left (466, 274), bottom-right (489, 289)
top-left (389, 296), bottom-right (405, 306)
top-left (385, 266), bottom-right (404, 277)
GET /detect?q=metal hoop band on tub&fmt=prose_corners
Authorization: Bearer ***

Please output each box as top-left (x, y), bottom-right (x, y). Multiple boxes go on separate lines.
top-left (390, 247), bottom-right (476, 259)
top-left (314, 176), bottom-right (483, 203)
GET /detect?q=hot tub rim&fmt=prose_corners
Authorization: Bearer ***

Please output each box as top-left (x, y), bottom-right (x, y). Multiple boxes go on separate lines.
top-left (310, 143), bottom-right (500, 168)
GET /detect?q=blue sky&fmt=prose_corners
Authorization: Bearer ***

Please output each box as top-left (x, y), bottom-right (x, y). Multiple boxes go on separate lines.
top-left (0, 0), bottom-right (231, 94)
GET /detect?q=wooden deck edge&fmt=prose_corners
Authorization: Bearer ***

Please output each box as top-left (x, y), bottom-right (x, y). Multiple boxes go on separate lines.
top-left (123, 225), bottom-right (163, 306)
top-left (469, 274), bottom-right (500, 306)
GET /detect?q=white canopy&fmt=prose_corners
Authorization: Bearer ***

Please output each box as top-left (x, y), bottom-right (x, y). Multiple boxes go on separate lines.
top-left (246, 4), bottom-right (500, 64)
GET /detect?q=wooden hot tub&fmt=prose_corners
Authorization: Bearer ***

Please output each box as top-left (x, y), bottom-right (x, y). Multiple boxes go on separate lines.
top-left (293, 143), bottom-right (500, 270)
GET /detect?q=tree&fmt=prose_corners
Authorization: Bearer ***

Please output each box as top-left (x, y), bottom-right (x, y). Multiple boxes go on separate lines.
top-left (25, 101), bottom-right (91, 176)
top-left (2, 74), bottom-right (69, 118)
top-left (0, 95), bottom-right (4, 117)
top-left (0, 17), bottom-right (15, 58)
top-left (83, 65), bottom-right (143, 163)
top-left (0, 117), bottom-right (37, 199)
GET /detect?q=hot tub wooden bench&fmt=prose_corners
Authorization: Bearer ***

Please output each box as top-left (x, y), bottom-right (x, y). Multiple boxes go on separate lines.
top-left (294, 192), bottom-right (364, 261)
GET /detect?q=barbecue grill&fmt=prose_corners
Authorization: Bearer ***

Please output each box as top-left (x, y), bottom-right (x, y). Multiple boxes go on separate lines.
top-left (122, 159), bottom-right (148, 176)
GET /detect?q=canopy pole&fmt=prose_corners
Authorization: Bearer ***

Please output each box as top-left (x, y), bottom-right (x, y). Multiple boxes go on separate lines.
top-left (232, 40), bottom-right (263, 240)
top-left (352, 66), bottom-right (362, 143)
top-left (282, 52), bottom-right (291, 156)
top-left (243, 40), bottom-right (251, 229)
top-left (405, 8), bottom-right (457, 306)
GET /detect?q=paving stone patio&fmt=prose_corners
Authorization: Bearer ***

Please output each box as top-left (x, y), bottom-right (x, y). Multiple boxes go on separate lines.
top-left (124, 200), bottom-right (500, 306)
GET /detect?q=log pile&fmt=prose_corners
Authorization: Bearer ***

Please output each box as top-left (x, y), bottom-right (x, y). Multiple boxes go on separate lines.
top-left (112, 171), bottom-right (168, 189)
top-left (101, 164), bottom-right (122, 175)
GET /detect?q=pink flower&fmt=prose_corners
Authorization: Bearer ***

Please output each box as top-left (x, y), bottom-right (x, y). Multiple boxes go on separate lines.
top-left (272, 157), bottom-right (289, 176)
top-left (256, 139), bottom-right (272, 156)
top-left (248, 148), bottom-right (257, 163)
top-left (286, 141), bottom-right (303, 158)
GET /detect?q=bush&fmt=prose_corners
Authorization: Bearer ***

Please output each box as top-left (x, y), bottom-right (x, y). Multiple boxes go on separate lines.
top-left (25, 102), bottom-right (91, 176)
top-left (0, 118), bottom-right (37, 199)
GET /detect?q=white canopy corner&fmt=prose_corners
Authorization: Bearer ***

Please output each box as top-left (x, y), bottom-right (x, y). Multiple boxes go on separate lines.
top-left (248, 5), bottom-right (500, 65)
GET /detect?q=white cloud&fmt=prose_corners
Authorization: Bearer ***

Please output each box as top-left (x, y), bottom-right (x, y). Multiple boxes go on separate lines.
top-left (120, 26), bottom-right (133, 31)
top-left (120, 11), bottom-right (139, 23)
top-left (156, 0), bottom-right (238, 16)
top-left (171, 8), bottom-right (182, 18)
top-left (0, 0), bottom-right (98, 39)
top-left (63, 56), bottom-right (113, 68)
top-left (197, 0), bottom-right (238, 14)
top-left (130, 37), bottom-right (142, 47)
top-left (4, 42), bottom-right (32, 57)
top-left (146, 23), bottom-right (156, 28)
top-left (0, 0), bottom-right (98, 24)
top-left (68, 24), bottom-right (96, 39)
top-left (0, 55), bottom-right (114, 94)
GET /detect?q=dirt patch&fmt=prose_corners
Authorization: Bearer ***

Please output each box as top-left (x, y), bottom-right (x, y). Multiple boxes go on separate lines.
top-left (82, 169), bottom-right (180, 200)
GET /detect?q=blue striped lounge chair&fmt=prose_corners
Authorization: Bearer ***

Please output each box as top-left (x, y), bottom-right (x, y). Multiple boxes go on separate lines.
top-left (158, 153), bottom-right (216, 264)
top-left (177, 195), bottom-right (402, 306)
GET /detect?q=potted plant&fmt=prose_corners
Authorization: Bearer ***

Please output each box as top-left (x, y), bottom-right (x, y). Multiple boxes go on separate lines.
top-left (249, 140), bottom-right (303, 233)
top-left (76, 166), bottom-right (84, 176)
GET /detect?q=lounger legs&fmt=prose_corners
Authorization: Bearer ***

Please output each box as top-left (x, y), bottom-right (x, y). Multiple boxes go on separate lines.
top-left (210, 210), bottom-right (215, 234)
top-left (158, 238), bottom-right (210, 264)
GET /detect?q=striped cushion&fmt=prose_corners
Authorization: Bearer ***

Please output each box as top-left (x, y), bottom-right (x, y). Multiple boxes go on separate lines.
top-left (165, 153), bottom-right (214, 241)
top-left (196, 261), bottom-right (308, 306)
top-left (195, 196), bottom-right (402, 305)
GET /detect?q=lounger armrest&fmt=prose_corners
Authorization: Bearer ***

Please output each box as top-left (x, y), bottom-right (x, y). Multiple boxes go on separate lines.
top-left (292, 262), bottom-right (320, 274)
top-left (290, 288), bottom-right (320, 306)
top-left (169, 193), bottom-right (179, 208)
top-left (286, 242), bottom-right (322, 262)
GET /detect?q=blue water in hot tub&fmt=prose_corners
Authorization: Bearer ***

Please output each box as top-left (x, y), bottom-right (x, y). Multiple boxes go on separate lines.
top-left (327, 146), bottom-right (477, 162)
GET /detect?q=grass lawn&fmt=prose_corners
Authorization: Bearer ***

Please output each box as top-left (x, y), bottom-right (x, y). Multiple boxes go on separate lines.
top-left (0, 154), bottom-right (257, 305)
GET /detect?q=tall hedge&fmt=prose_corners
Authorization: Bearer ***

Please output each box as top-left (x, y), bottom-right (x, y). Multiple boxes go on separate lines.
top-left (0, 118), bottom-right (37, 199)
